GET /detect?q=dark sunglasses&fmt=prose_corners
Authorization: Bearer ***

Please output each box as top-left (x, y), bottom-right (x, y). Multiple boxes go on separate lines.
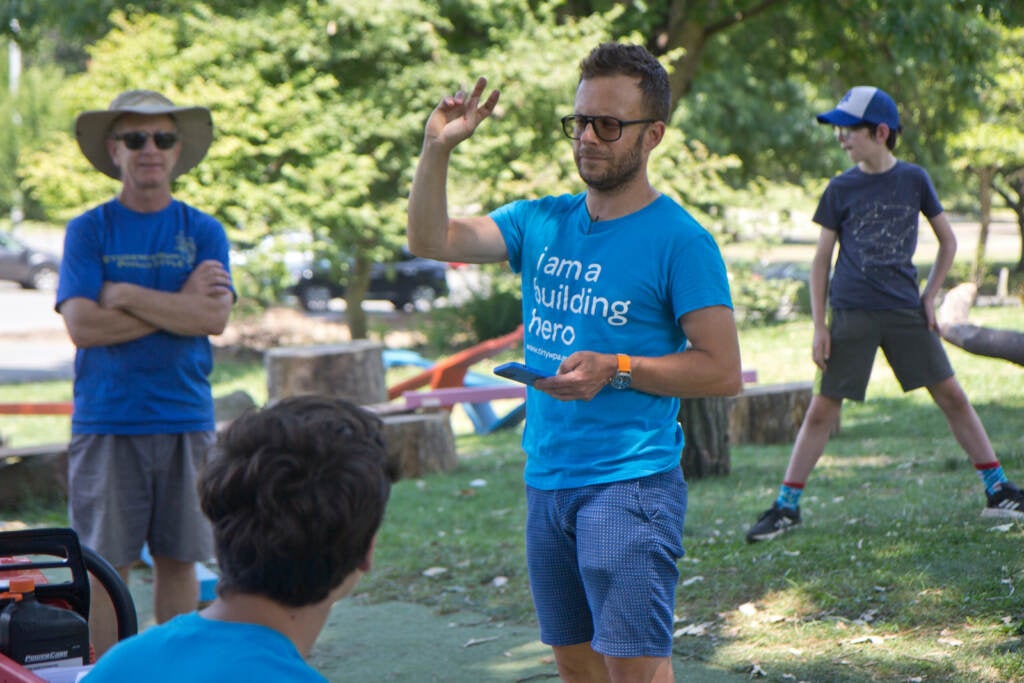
top-left (111, 131), bottom-right (180, 150)
top-left (560, 115), bottom-right (657, 142)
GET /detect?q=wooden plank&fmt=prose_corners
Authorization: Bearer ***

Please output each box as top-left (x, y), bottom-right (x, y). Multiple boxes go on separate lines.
top-left (0, 402), bottom-right (73, 416)
top-left (402, 384), bottom-right (525, 409)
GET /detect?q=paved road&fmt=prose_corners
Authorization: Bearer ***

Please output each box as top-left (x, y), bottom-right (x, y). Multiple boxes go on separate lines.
top-left (0, 284), bottom-right (74, 384)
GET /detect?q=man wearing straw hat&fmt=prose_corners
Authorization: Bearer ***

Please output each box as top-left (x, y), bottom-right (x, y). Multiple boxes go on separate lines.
top-left (56, 90), bottom-right (233, 655)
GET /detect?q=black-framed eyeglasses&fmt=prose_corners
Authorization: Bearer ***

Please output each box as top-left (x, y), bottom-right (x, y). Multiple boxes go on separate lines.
top-left (111, 131), bottom-right (180, 150)
top-left (560, 115), bottom-right (658, 142)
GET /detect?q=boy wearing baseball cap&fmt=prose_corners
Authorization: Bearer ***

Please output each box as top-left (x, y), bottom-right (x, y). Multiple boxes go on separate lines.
top-left (746, 86), bottom-right (1024, 542)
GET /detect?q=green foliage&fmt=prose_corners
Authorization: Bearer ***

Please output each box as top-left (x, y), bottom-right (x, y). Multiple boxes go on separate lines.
top-left (21, 3), bottom-right (466, 314)
top-left (945, 259), bottom-right (1024, 296)
top-left (424, 266), bottom-right (522, 352)
top-left (728, 263), bottom-right (807, 327)
top-left (0, 52), bottom-right (70, 221)
top-left (949, 25), bottom-right (1024, 268)
top-left (19, 1), bottom-right (744, 328)
top-left (11, 0), bottom-right (1024, 318)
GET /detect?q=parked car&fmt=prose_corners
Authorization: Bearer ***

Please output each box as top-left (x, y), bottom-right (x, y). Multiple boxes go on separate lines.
top-left (0, 230), bottom-right (61, 291)
top-left (755, 260), bottom-right (811, 284)
top-left (290, 247), bottom-right (449, 312)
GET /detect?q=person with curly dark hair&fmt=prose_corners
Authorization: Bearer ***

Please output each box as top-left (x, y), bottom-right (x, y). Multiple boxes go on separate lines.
top-left (86, 395), bottom-right (397, 681)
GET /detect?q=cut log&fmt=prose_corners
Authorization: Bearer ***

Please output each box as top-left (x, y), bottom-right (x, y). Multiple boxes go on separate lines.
top-left (938, 281), bottom-right (1024, 366)
top-left (942, 324), bottom-right (1024, 366)
top-left (728, 381), bottom-right (838, 445)
top-left (213, 389), bottom-right (257, 427)
top-left (265, 340), bottom-right (386, 405)
top-left (678, 397), bottom-right (731, 479)
top-left (937, 282), bottom-right (977, 327)
top-left (380, 412), bottom-right (457, 479)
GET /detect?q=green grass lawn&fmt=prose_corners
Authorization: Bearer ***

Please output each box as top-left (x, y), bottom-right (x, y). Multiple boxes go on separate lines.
top-left (363, 307), bottom-right (1024, 682)
top-left (3, 306), bottom-right (1023, 681)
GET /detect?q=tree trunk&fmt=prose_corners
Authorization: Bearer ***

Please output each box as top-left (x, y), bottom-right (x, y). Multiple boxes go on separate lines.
top-left (991, 172), bottom-right (1024, 271)
top-left (345, 252), bottom-right (374, 340)
top-left (938, 281), bottom-right (1024, 366)
top-left (379, 413), bottom-right (457, 479)
top-left (942, 324), bottom-right (1024, 366)
top-left (727, 381), bottom-right (827, 445)
top-left (972, 166), bottom-right (994, 284)
top-left (678, 397), bottom-right (730, 479)
top-left (265, 340), bottom-right (386, 405)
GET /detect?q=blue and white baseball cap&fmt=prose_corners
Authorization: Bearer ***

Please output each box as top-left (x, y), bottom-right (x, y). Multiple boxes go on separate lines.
top-left (816, 86), bottom-right (901, 131)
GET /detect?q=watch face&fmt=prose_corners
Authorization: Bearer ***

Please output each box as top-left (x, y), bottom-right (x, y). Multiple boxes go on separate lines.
top-left (611, 372), bottom-right (630, 389)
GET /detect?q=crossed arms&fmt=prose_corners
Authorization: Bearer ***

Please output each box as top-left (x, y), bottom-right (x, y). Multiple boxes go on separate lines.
top-left (59, 259), bottom-right (233, 348)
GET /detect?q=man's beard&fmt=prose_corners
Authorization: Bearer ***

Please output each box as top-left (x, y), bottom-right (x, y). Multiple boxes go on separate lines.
top-left (575, 135), bottom-right (644, 193)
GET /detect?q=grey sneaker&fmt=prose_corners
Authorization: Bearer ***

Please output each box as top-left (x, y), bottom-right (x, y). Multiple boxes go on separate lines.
top-left (746, 503), bottom-right (801, 543)
top-left (983, 482), bottom-right (1024, 520)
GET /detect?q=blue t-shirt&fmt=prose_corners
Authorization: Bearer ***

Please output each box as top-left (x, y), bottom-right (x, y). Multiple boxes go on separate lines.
top-left (84, 611), bottom-right (328, 682)
top-left (56, 199), bottom-right (231, 434)
top-left (491, 193), bottom-right (732, 490)
top-left (814, 160), bottom-right (943, 310)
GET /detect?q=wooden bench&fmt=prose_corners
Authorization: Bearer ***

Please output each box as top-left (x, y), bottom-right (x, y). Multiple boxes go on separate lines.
top-left (0, 402), bottom-right (73, 415)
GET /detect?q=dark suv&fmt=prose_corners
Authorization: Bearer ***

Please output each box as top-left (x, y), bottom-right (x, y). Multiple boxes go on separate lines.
top-left (290, 247), bottom-right (449, 312)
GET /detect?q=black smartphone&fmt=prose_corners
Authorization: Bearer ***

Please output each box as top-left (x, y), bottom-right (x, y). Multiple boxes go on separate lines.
top-left (493, 361), bottom-right (550, 386)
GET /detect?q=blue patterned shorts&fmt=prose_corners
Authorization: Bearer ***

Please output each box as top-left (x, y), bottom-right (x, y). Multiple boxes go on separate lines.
top-left (525, 467), bottom-right (686, 658)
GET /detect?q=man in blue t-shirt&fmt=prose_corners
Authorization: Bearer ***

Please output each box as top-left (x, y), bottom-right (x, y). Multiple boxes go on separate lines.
top-left (85, 396), bottom-right (396, 682)
top-left (56, 90), bottom-right (234, 654)
top-left (408, 43), bottom-right (741, 682)
top-left (746, 86), bottom-right (1024, 543)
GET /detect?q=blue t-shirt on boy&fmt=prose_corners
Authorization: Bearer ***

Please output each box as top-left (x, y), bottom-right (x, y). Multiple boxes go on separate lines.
top-left (814, 160), bottom-right (942, 311)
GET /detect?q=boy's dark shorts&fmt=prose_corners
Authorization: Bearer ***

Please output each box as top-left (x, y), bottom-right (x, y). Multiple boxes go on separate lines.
top-left (819, 307), bottom-right (954, 401)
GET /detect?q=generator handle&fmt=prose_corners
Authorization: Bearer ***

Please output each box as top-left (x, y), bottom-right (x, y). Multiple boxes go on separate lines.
top-left (81, 545), bottom-right (138, 642)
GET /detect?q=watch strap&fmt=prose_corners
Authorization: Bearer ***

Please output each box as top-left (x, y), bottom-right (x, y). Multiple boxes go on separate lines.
top-left (616, 353), bottom-right (630, 374)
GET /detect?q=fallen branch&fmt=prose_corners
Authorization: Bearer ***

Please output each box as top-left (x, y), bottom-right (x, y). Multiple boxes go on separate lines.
top-left (938, 282), bottom-right (1024, 367)
top-left (942, 323), bottom-right (1024, 366)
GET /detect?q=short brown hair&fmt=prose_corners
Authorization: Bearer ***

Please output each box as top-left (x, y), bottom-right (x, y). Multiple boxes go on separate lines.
top-left (200, 395), bottom-right (396, 607)
top-left (578, 43), bottom-right (671, 122)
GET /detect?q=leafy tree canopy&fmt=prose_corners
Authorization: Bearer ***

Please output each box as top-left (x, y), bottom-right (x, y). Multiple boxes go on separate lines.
top-left (19, 1), bottom-right (740, 333)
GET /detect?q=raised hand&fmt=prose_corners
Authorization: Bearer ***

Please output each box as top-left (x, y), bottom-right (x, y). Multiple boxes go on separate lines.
top-left (424, 77), bottom-right (500, 150)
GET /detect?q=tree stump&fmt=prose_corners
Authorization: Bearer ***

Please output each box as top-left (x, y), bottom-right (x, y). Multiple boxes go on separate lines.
top-left (265, 340), bottom-right (386, 404)
top-left (380, 412), bottom-right (457, 479)
top-left (265, 341), bottom-right (459, 477)
top-left (678, 397), bottom-right (731, 479)
top-left (727, 381), bottom-right (837, 445)
top-left (214, 389), bottom-right (257, 427)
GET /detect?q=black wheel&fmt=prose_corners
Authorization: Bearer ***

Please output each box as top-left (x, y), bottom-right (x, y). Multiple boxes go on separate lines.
top-left (25, 265), bottom-right (59, 291)
top-left (82, 544), bottom-right (138, 641)
top-left (298, 284), bottom-right (331, 312)
top-left (19, 265), bottom-right (58, 290)
top-left (395, 284), bottom-right (437, 312)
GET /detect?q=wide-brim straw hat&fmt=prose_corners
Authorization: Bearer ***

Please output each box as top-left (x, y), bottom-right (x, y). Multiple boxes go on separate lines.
top-left (75, 89), bottom-right (213, 180)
